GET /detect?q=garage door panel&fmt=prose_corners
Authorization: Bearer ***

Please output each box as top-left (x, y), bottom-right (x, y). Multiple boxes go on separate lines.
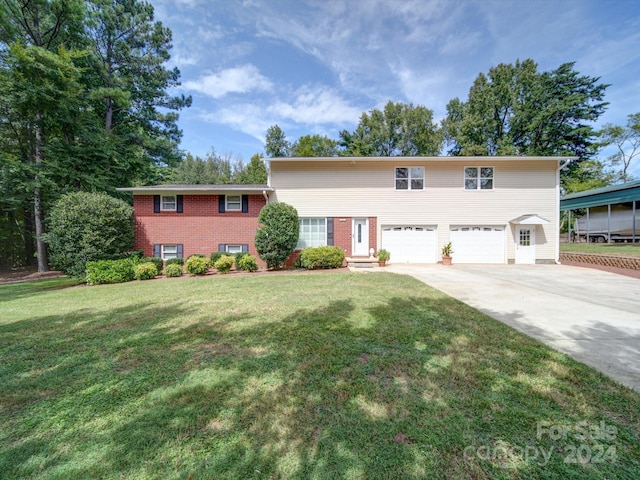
top-left (382, 226), bottom-right (437, 263)
top-left (450, 226), bottom-right (505, 264)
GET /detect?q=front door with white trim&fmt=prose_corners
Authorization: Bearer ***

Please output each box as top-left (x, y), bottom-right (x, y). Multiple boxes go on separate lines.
top-left (353, 218), bottom-right (369, 256)
top-left (515, 227), bottom-right (535, 264)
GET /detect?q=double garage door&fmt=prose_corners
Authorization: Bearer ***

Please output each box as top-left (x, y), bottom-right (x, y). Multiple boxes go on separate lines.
top-left (450, 226), bottom-right (505, 264)
top-left (381, 225), bottom-right (437, 263)
top-left (381, 224), bottom-right (506, 264)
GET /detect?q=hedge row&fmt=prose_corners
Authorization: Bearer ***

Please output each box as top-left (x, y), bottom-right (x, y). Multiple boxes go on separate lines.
top-left (85, 253), bottom-right (259, 285)
top-left (298, 246), bottom-right (345, 270)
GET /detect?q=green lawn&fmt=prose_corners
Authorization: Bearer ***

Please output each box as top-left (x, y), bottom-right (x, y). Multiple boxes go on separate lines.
top-left (561, 243), bottom-right (640, 256)
top-left (1, 272), bottom-right (639, 479)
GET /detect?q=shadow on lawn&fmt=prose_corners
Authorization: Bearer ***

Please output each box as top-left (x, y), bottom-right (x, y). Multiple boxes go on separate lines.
top-left (2, 292), bottom-right (639, 479)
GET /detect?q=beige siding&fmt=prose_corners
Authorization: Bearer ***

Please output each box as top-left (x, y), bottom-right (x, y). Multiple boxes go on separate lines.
top-left (270, 160), bottom-right (559, 262)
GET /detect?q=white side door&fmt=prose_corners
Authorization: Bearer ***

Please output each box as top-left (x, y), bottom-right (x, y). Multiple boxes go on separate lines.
top-left (515, 227), bottom-right (536, 264)
top-left (353, 218), bottom-right (369, 256)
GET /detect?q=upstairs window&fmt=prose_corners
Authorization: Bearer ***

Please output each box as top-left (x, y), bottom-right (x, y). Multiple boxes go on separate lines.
top-left (226, 195), bottom-right (242, 211)
top-left (465, 167), bottom-right (494, 190)
top-left (395, 167), bottom-right (424, 190)
top-left (161, 195), bottom-right (176, 210)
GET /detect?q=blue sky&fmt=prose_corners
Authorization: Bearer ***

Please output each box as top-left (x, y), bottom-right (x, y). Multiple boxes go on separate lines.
top-left (150, 0), bottom-right (640, 171)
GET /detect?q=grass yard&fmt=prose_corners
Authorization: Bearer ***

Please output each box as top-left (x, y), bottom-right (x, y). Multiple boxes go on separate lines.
top-left (560, 243), bottom-right (640, 256)
top-left (1, 272), bottom-right (639, 479)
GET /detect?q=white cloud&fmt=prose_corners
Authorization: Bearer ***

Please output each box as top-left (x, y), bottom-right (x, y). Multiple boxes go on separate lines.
top-left (183, 64), bottom-right (273, 98)
top-left (269, 86), bottom-right (362, 124)
top-left (202, 103), bottom-right (271, 140)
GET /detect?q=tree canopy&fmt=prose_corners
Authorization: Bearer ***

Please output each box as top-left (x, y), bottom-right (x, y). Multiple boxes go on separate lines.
top-left (442, 59), bottom-right (609, 162)
top-left (0, 0), bottom-right (190, 269)
top-left (599, 113), bottom-right (640, 183)
top-left (340, 101), bottom-right (442, 156)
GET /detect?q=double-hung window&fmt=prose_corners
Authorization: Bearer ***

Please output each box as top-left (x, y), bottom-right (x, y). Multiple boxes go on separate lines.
top-left (226, 195), bottom-right (242, 211)
top-left (464, 167), bottom-right (494, 190)
top-left (297, 218), bottom-right (326, 249)
top-left (161, 195), bottom-right (177, 211)
top-left (161, 244), bottom-right (177, 259)
top-left (395, 167), bottom-right (424, 190)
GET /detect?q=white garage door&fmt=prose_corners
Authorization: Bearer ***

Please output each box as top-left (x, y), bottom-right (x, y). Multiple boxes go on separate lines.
top-left (450, 226), bottom-right (505, 264)
top-left (381, 225), bottom-right (437, 263)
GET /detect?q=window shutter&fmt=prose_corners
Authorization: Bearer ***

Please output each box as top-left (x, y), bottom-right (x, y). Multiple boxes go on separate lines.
top-left (177, 244), bottom-right (184, 258)
top-left (218, 244), bottom-right (226, 252)
top-left (176, 195), bottom-right (183, 213)
top-left (153, 195), bottom-right (160, 213)
top-left (242, 244), bottom-right (249, 253)
top-left (327, 217), bottom-right (334, 246)
top-left (241, 195), bottom-right (249, 213)
top-left (218, 195), bottom-right (225, 213)
top-left (153, 244), bottom-right (161, 257)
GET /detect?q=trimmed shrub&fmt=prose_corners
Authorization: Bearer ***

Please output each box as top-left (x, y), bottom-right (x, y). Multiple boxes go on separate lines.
top-left (140, 256), bottom-right (163, 273)
top-left (210, 252), bottom-right (223, 264)
top-left (185, 255), bottom-right (209, 275)
top-left (164, 263), bottom-right (183, 277)
top-left (237, 254), bottom-right (258, 272)
top-left (214, 255), bottom-right (235, 274)
top-left (234, 252), bottom-right (248, 264)
top-left (134, 262), bottom-right (158, 280)
top-left (299, 246), bottom-right (345, 270)
top-left (165, 257), bottom-right (184, 267)
top-left (86, 258), bottom-right (136, 285)
top-left (44, 192), bottom-right (133, 276)
top-left (255, 202), bottom-right (299, 270)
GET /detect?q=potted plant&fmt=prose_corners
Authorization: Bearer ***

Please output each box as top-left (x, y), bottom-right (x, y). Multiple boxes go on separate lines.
top-left (376, 249), bottom-right (390, 266)
top-left (441, 242), bottom-right (453, 265)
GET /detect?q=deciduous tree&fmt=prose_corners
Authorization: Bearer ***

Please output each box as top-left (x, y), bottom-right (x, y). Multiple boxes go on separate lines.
top-left (599, 113), bottom-right (640, 183)
top-left (339, 101), bottom-right (442, 156)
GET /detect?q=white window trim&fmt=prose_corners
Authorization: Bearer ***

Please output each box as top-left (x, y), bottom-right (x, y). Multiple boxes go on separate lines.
top-left (226, 194), bottom-right (242, 211)
top-left (395, 166), bottom-right (424, 191)
top-left (225, 244), bottom-right (243, 254)
top-left (161, 195), bottom-right (177, 211)
top-left (161, 244), bottom-right (177, 259)
top-left (464, 166), bottom-right (494, 190)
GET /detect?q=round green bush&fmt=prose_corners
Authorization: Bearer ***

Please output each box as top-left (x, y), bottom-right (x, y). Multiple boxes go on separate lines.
top-left (134, 262), bottom-right (158, 280)
top-left (214, 255), bottom-right (235, 274)
top-left (164, 263), bottom-right (183, 277)
top-left (237, 254), bottom-right (258, 272)
top-left (255, 202), bottom-right (299, 270)
top-left (210, 252), bottom-right (223, 264)
top-left (44, 192), bottom-right (133, 276)
top-left (165, 257), bottom-right (184, 267)
top-left (140, 256), bottom-right (163, 273)
top-left (185, 255), bottom-right (209, 275)
top-left (299, 246), bottom-right (345, 269)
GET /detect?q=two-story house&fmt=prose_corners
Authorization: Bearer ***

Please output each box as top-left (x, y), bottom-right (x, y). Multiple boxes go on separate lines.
top-left (119, 156), bottom-right (571, 265)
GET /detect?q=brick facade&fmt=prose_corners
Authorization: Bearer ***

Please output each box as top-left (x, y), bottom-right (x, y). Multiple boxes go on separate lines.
top-left (133, 194), bottom-right (266, 263)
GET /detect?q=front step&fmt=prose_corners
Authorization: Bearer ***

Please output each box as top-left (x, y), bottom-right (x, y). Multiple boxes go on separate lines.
top-left (346, 256), bottom-right (381, 268)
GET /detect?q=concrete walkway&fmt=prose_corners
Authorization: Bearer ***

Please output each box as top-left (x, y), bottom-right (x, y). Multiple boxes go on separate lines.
top-left (385, 263), bottom-right (640, 393)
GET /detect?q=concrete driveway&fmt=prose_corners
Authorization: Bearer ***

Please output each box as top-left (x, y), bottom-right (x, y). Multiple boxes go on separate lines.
top-left (386, 263), bottom-right (640, 392)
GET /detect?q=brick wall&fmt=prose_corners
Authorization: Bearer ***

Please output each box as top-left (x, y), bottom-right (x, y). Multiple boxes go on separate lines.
top-left (368, 216), bottom-right (377, 254)
top-left (560, 252), bottom-right (640, 270)
top-left (334, 217), bottom-right (352, 256)
top-left (134, 194), bottom-right (266, 265)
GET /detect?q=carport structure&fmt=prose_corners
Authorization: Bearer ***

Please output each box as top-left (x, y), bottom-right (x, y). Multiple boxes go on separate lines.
top-left (561, 180), bottom-right (640, 243)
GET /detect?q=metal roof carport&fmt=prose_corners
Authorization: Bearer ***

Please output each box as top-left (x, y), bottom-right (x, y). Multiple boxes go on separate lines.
top-left (560, 180), bottom-right (640, 243)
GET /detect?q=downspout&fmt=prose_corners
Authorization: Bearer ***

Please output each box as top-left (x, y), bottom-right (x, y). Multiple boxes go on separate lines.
top-left (263, 190), bottom-right (269, 204)
top-left (556, 159), bottom-right (573, 264)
